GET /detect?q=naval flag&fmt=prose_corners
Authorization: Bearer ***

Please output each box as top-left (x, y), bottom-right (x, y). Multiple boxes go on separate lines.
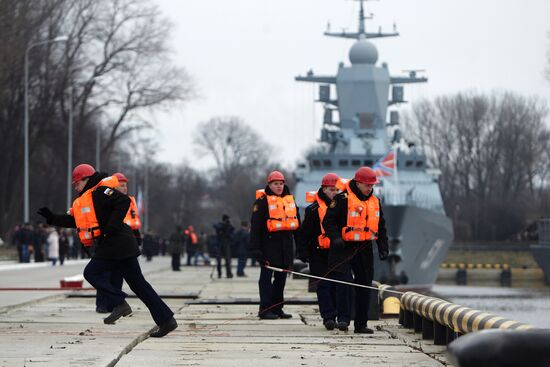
top-left (372, 151), bottom-right (395, 177)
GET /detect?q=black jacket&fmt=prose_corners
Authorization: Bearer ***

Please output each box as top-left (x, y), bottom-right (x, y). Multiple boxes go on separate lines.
top-left (296, 187), bottom-right (332, 276)
top-left (47, 172), bottom-right (140, 260)
top-left (322, 179), bottom-right (389, 274)
top-left (249, 185), bottom-right (300, 268)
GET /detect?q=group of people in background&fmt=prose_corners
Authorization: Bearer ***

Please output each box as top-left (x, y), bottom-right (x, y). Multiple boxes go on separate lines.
top-left (10, 223), bottom-right (83, 265)
top-left (168, 216), bottom-right (252, 278)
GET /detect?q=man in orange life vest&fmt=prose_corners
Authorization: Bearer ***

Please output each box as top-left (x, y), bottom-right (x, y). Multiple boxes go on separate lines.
top-left (296, 173), bottom-right (346, 330)
top-left (93, 172), bottom-right (143, 314)
top-left (323, 167), bottom-right (389, 334)
top-left (37, 164), bottom-right (177, 337)
top-left (250, 170), bottom-right (300, 319)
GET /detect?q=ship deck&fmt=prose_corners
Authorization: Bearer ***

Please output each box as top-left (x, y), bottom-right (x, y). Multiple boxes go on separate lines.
top-left (0, 257), bottom-right (450, 366)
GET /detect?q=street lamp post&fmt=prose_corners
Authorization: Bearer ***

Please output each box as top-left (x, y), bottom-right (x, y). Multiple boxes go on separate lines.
top-left (24, 35), bottom-right (68, 223)
top-left (66, 86), bottom-right (73, 209)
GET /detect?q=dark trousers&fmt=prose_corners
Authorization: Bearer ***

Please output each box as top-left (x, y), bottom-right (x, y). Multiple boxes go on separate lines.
top-left (330, 271), bottom-right (353, 324)
top-left (171, 252), bottom-right (181, 270)
top-left (258, 266), bottom-right (287, 313)
top-left (316, 279), bottom-right (340, 322)
top-left (96, 271), bottom-right (124, 311)
top-left (237, 256), bottom-right (247, 275)
top-left (84, 256), bottom-right (173, 325)
top-left (350, 249), bottom-right (374, 329)
top-left (216, 243), bottom-right (232, 277)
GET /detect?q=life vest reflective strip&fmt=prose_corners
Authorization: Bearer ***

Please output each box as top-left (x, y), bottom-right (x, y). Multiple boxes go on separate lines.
top-left (257, 190), bottom-right (299, 232)
top-left (123, 196), bottom-right (142, 230)
top-left (72, 176), bottom-right (120, 247)
top-left (342, 181), bottom-right (379, 242)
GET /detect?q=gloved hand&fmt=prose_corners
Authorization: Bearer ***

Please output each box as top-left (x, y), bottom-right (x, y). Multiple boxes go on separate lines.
top-left (378, 249), bottom-right (389, 261)
top-left (332, 238), bottom-right (345, 249)
top-left (37, 207), bottom-right (53, 221)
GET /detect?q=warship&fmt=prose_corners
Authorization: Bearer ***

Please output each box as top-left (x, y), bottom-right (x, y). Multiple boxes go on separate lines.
top-left (293, 0), bottom-right (454, 286)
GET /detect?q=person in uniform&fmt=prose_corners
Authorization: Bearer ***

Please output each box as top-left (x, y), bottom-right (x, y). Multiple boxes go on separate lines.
top-left (38, 164), bottom-right (177, 337)
top-left (213, 215), bottom-right (234, 278)
top-left (323, 167), bottom-right (389, 334)
top-left (93, 171), bottom-right (143, 313)
top-left (297, 173), bottom-right (346, 330)
top-left (250, 171), bottom-right (300, 319)
top-left (169, 226), bottom-right (185, 271)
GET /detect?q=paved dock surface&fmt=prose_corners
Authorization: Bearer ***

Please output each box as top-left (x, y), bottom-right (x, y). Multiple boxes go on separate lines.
top-left (0, 257), bottom-right (450, 366)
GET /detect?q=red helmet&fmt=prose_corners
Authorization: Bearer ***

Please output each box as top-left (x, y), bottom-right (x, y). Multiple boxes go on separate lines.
top-left (267, 170), bottom-right (285, 183)
top-left (113, 172), bottom-right (128, 183)
top-left (72, 164), bottom-right (96, 183)
top-left (321, 173), bottom-right (339, 187)
top-left (354, 167), bottom-right (379, 185)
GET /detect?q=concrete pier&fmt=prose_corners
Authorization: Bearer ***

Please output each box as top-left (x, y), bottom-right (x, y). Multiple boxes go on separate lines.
top-left (0, 258), bottom-right (449, 366)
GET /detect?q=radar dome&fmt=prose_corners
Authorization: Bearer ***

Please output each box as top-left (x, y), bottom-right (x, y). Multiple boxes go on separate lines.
top-left (349, 38), bottom-right (378, 65)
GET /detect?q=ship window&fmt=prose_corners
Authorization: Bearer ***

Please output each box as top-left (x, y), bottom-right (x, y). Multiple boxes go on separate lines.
top-left (351, 159), bottom-right (361, 166)
top-left (311, 160), bottom-right (321, 168)
top-left (339, 159), bottom-right (349, 167)
top-left (406, 160), bottom-right (413, 167)
top-left (323, 160), bottom-right (332, 167)
top-left (364, 160), bottom-right (373, 166)
top-left (416, 161), bottom-right (424, 167)
top-left (358, 113), bottom-right (374, 129)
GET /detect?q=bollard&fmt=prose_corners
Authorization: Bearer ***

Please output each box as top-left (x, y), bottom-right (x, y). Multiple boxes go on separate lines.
top-left (422, 318), bottom-right (434, 340)
top-left (434, 321), bottom-right (447, 345)
top-left (413, 313), bottom-right (423, 333)
top-left (500, 268), bottom-right (512, 287)
top-left (403, 309), bottom-right (414, 328)
top-left (456, 267), bottom-right (467, 285)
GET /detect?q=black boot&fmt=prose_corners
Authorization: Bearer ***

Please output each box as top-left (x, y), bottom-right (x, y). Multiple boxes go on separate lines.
top-left (258, 311), bottom-right (279, 320)
top-left (323, 319), bottom-right (336, 330)
top-left (337, 321), bottom-right (349, 331)
top-left (274, 310), bottom-right (292, 319)
top-left (103, 301), bottom-right (132, 324)
top-left (354, 326), bottom-right (374, 334)
top-left (150, 317), bottom-right (178, 338)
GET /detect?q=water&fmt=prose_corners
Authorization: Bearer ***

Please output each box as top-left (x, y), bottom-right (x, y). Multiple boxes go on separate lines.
top-left (433, 285), bottom-right (550, 328)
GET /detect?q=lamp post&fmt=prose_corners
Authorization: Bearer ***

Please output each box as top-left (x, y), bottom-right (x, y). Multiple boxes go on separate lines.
top-left (24, 35), bottom-right (68, 223)
top-left (66, 85), bottom-right (73, 209)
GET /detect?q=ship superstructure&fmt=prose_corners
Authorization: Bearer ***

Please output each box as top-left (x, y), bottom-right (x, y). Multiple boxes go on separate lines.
top-left (294, 0), bottom-right (453, 285)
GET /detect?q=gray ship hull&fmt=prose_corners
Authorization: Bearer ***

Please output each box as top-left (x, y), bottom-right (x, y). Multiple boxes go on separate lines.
top-left (373, 205), bottom-right (454, 286)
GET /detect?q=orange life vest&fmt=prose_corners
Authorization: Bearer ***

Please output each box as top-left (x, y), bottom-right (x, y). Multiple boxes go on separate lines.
top-left (342, 181), bottom-right (380, 242)
top-left (305, 191), bottom-right (330, 249)
top-left (256, 190), bottom-right (300, 232)
top-left (71, 176), bottom-right (120, 247)
top-left (123, 196), bottom-right (141, 230)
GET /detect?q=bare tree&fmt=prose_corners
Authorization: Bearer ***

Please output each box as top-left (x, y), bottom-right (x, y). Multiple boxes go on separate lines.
top-left (0, 0), bottom-right (192, 238)
top-left (405, 91), bottom-right (550, 240)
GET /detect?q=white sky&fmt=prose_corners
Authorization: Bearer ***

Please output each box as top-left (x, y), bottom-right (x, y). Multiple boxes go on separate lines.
top-left (150, 0), bottom-right (550, 169)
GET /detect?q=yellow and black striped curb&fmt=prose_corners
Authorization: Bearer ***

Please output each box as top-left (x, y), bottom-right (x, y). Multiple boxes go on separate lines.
top-left (399, 291), bottom-right (534, 345)
top-left (441, 263), bottom-right (511, 269)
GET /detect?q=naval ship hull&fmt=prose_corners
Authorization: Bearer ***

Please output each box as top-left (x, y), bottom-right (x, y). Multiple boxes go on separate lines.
top-left (373, 205), bottom-right (454, 286)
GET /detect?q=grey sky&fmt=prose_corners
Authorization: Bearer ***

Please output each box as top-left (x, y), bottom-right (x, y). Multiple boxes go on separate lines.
top-left (151, 0), bottom-right (550, 169)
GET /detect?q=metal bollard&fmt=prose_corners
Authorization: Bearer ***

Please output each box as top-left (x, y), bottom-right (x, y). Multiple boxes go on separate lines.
top-left (422, 318), bottom-right (434, 340)
top-left (413, 313), bottom-right (423, 333)
top-left (433, 321), bottom-right (447, 345)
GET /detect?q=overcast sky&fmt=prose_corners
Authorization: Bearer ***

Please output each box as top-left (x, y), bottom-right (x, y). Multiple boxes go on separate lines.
top-left (151, 0), bottom-right (550, 170)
